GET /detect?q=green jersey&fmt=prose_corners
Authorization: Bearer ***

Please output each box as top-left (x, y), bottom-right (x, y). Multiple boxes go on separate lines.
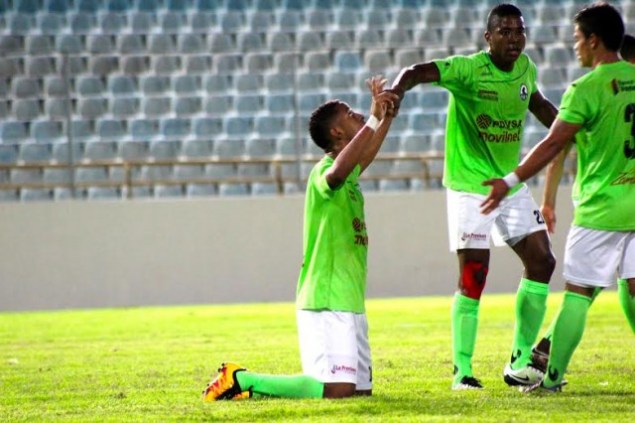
top-left (558, 61), bottom-right (635, 231)
top-left (296, 156), bottom-right (368, 313)
top-left (434, 51), bottom-right (538, 195)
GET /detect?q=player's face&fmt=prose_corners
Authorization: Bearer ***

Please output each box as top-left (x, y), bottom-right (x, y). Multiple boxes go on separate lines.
top-left (573, 25), bottom-right (593, 67)
top-left (335, 103), bottom-right (365, 140)
top-left (485, 15), bottom-right (526, 67)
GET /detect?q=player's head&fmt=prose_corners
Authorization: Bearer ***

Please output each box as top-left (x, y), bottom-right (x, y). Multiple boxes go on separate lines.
top-left (484, 4), bottom-right (526, 67)
top-left (621, 34), bottom-right (635, 63)
top-left (573, 2), bottom-right (624, 61)
top-left (309, 100), bottom-right (364, 152)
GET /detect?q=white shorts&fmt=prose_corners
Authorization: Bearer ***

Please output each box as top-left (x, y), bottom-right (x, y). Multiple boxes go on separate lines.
top-left (446, 185), bottom-right (548, 252)
top-left (563, 225), bottom-right (635, 287)
top-left (296, 310), bottom-right (372, 390)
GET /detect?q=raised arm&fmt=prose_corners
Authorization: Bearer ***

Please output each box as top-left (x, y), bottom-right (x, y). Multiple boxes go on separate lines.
top-left (325, 77), bottom-right (397, 189)
top-left (389, 62), bottom-right (441, 110)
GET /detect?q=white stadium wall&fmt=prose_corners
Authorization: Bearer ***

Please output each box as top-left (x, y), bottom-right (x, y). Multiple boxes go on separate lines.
top-left (0, 187), bottom-right (574, 311)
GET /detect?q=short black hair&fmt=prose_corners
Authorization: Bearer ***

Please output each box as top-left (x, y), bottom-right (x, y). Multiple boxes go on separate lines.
top-left (621, 34), bottom-right (635, 61)
top-left (308, 100), bottom-right (341, 151)
top-left (574, 2), bottom-right (624, 52)
top-left (487, 3), bottom-right (523, 31)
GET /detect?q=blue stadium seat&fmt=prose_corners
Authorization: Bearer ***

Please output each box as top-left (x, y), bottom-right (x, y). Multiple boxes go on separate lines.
top-left (122, 55), bottom-right (151, 75)
top-left (214, 138), bottom-right (245, 157)
top-left (223, 117), bottom-right (253, 138)
top-left (56, 34), bottom-right (84, 54)
top-left (149, 140), bottom-right (181, 159)
top-left (12, 77), bottom-right (40, 98)
top-left (175, 97), bottom-right (202, 116)
top-left (307, 9), bottom-right (331, 30)
top-left (154, 185), bottom-right (184, 198)
top-left (0, 145), bottom-right (18, 164)
top-left (108, 75), bottom-right (138, 96)
top-left (237, 33), bottom-right (264, 53)
top-left (277, 10), bottom-right (301, 31)
top-left (173, 75), bottom-right (199, 94)
top-left (264, 74), bottom-right (292, 93)
top-left (141, 75), bottom-right (170, 96)
top-left (267, 33), bottom-right (293, 52)
top-left (136, 0), bottom-right (162, 11)
top-left (236, 74), bottom-right (263, 93)
top-left (220, 11), bottom-right (244, 34)
top-left (87, 187), bottom-right (120, 200)
top-left (149, 34), bottom-right (176, 54)
top-left (218, 183), bottom-right (249, 196)
top-left (76, 166), bottom-right (109, 183)
top-left (39, 13), bottom-right (63, 35)
top-left (174, 164), bottom-right (204, 179)
top-left (178, 34), bottom-right (205, 54)
top-left (142, 96), bottom-right (171, 117)
top-left (87, 35), bottom-right (115, 55)
top-left (204, 95), bottom-right (232, 115)
top-left (184, 55), bottom-right (211, 75)
top-left (45, 0), bottom-right (71, 12)
top-left (167, 0), bottom-right (188, 11)
top-left (334, 51), bottom-right (362, 73)
top-left (251, 182), bottom-right (278, 196)
top-left (13, 99), bottom-right (41, 121)
top-left (209, 33), bottom-right (234, 53)
top-left (265, 94), bottom-right (294, 115)
top-left (152, 56), bottom-right (181, 75)
top-left (0, 122), bottom-right (28, 143)
top-left (111, 97), bottom-right (140, 118)
top-left (254, 116), bottom-right (286, 137)
top-left (130, 12), bottom-right (154, 33)
top-left (89, 55), bottom-right (120, 75)
top-left (107, 0), bottom-right (129, 12)
top-left (21, 189), bottom-right (52, 201)
top-left (96, 120), bottom-right (126, 142)
top-left (118, 34), bottom-right (146, 55)
top-left (186, 184), bottom-right (217, 197)
top-left (77, 76), bottom-right (106, 97)
top-left (161, 118), bottom-right (191, 140)
top-left (248, 11), bottom-right (273, 32)
top-left (15, 0), bottom-right (39, 13)
top-left (193, 117), bottom-right (223, 139)
top-left (19, 143), bottom-right (51, 163)
top-left (70, 12), bottom-right (94, 34)
top-left (69, 120), bottom-right (95, 143)
top-left (26, 35), bottom-right (54, 56)
top-left (182, 140), bottom-right (213, 157)
top-left (100, 13), bottom-right (127, 34)
top-left (119, 140), bottom-right (149, 160)
top-left (84, 140), bottom-right (118, 160)
top-left (51, 141), bottom-right (82, 163)
top-left (78, 98), bottom-right (107, 119)
top-left (131, 119), bottom-right (160, 140)
top-left (299, 93), bottom-right (327, 113)
top-left (235, 95), bottom-right (263, 115)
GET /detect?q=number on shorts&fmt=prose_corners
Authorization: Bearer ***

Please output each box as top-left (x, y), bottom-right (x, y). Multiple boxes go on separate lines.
top-left (533, 210), bottom-right (545, 224)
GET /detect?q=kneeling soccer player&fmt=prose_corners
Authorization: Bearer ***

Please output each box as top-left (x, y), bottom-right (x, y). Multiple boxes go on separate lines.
top-left (203, 77), bottom-right (398, 400)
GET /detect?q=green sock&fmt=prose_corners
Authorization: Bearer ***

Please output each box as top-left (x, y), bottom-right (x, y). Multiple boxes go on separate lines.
top-left (618, 279), bottom-right (635, 334)
top-left (510, 278), bottom-right (549, 369)
top-left (543, 291), bottom-right (592, 388)
top-left (452, 293), bottom-right (479, 381)
top-left (541, 287), bottom-right (602, 344)
top-left (236, 372), bottom-right (324, 399)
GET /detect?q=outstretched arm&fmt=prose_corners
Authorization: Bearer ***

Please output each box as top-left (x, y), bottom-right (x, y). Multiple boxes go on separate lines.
top-left (480, 119), bottom-right (581, 214)
top-left (389, 62), bottom-right (440, 112)
top-left (541, 141), bottom-right (574, 233)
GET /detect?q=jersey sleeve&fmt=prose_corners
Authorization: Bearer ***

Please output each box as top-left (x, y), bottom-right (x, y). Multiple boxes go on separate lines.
top-left (313, 159), bottom-right (361, 199)
top-left (433, 55), bottom-right (474, 92)
top-left (557, 83), bottom-right (588, 125)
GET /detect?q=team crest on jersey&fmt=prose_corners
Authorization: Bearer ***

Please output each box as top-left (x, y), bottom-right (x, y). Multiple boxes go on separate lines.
top-left (519, 84), bottom-right (528, 101)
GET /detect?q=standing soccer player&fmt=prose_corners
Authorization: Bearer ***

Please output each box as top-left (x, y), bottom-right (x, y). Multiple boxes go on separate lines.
top-left (389, 4), bottom-right (559, 390)
top-left (481, 3), bottom-right (635, 392)
top-left (202, 77), bottom-right (398, 400)
top-left (531, 33), bottom-right (635, 372)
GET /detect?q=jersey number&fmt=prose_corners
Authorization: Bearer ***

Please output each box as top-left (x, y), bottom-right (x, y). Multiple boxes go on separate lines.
top-left (625, 103), bottom-right (635, 159)
top-left (533, 210), bottom-right (545, 224)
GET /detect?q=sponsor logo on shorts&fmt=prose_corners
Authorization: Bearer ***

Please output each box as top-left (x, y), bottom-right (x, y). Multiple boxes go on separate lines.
top-left (330, 364), bottom-right (357, 375)
top-left (461, 232), bottom-right (487, 242)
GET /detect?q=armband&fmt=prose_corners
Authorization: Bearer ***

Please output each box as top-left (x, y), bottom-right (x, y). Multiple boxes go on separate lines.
top-left (365, 115), bottom-right (379, 131)
top-left (502, 172), bottom-right (520, 188)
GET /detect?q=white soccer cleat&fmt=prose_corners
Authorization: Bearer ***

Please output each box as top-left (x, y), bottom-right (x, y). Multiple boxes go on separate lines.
top-left (503, 363), bottom-right (544, 387)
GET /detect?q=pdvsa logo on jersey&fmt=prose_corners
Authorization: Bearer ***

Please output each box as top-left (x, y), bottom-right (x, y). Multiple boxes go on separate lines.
top-left (476, 114), bottom-right (492, 129)
top-left (519, 84), bottom-right (528, 101)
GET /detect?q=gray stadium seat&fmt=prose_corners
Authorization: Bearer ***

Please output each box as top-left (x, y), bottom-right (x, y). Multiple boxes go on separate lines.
top-left (356, 29), bottom-right (383, 49)
top-left (326, 30), bottom-right (354, 49)
top-left (401, 135), bottom-right (432, 153)
top-left (174, 164), bottom-right (204, 179)
top-left (141, 75), bottom-right (170, 96)
top-left (539, 67), bottom-right (566, 89)
top-left (214, 138), bottom-right (245, 157)
top-left (122, 55), bottom-right (151, 75)
top-left (131, 119), bottom-right (160, 140)
top-left (130, 12), bottom-right (154, 33)
top-left (0, 122), bottom-right (28, 143)
top-left (209, 33), bottom-right (235, 53)
top-left (89, 56), bottom-right (120, 75)
top-left (277, 10), bottom-right (301, 31)
top-left (251, 183), bottom-right (278, 196)
top-left (142, 96), bottom-right (171, 117)
top-left (21, 189), bottom-right (52, 201)
top-left (44, 167), bottom-right (71, 183)
top-left (178, 33), bottom-right (205, 54)
top-left (305, 52), bottom-right (331, 72)
top-left (152, 56), bottom-right (181, 75)
top-left (12, 77), bottom-right (39, 99)
top-left (84, 140), bottom-right (118, 160)
top-left (193, 117), bottom-right (223, 139)
top-left (254, 116), bottom-right (286, 137)
top-left (264, 74), bottom-right (292, 93)
top-left (334, 51), bottom-right (362, 73)
top-left (26, 35), bottom-right (53, 56)
top-left (19, 143), bottom-right (51, 163)
top-left (13, 99), bottom-right (41, 121)
top-left (149, 140), bottom-right (180, 159)
top-left (75, 167), bottom-right (108, 183)
top-left (96, 120), bottom-right (126, 142)
top-left (223, 117), bottom-right (253, 138)
top-left (56, 34), bottom-right (84, 54)
top-left (149, 34), bottom-right (176, 54)
top-left (78, 98), bottom-right (107, 119)
top-left (161, 118), bottom-right (191, 140)
top-left (118, 34), bottom-right (146, 55)
top-left (297, 31), bottom-right (323, 52)
top-left (218, 183), bottom-right (249, 196)
top-left (77, 76), bottom-right (106, 97)
top-left (267, 33), bottom-right (293, 52)
top-left (154, 185), bottom-right (184, 198)
top-left (119, 140), bottom-right (149, 160)
top-left (0, 36), bottom-right (24, 56)
top-left (26, 56), bottom-right (55, 77)
top-left (0, 57), bottom-right (22, 78)
top-left (265, 94), bottom-right (294, 115)
top-left (364, 50), bottom-right (392, 73)
top-left (87, 187), bottom-right (120, 200)
top-left (161, 11), bottom-right (186, 33)
top-left (70, 12), bottom-right (94, 34)
top-left (100, 13), bottom-right (127, 34)
top-left (245, 53), bottom-right (273, 73)
top-left (235, 95), bottom-right (263, 115)
top-left (182, 140), bottom-right (213, 157)
top-left (299, 93), bottom-right (326, 113)
top-left (378, 179), bottom-right (408, 192)
top-left (236, 74), bottom-right (262, 93)
top-left (237, 33), bottom-right (263, 53)
top-left (214, 53), bottom-right (242, 73)
top-left (88, 35), bottom-right (115, 55)
top-left (0, 144), bottom-right (18, 164)
top-left (69, 120), bottom-right (95, 143)
top-left (184, 55), bottom-right (211, 75)
top-left (108, 75), bottom-right (138, 96)
top-left (220, 11), bottom-right (244, 34)
top-left (204, 95), bottom-right (232, 115)
top-left (186, 184), bottom-right (217, 197)
top-left (173, 75), bottom-right (200, 95)
top-left (175, 97), bottom-right (202, 117)
top-left (307, 9), bottom-right (331, 30)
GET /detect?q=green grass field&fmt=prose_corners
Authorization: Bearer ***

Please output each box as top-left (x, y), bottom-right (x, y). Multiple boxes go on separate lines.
top-left (1, 292), bottom-right (634, 422)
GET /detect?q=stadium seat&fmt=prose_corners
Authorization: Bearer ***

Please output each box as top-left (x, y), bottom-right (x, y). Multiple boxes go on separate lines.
top-left (220, 11), bottom-right (244, 34)
top-left (56, 34), bottom-right (84, 54)
top-left (9, 14), bottom-right (33, 36)
top-left (154, 185), bottom-right (184, 198)
top-left (0, 36), bottom-right (24, 56)
top-left (173, 75), bottom-right (200, 95)
top-left (386, 29), bottom-right (412, 49)
top-left (141, 75), bottom-right (170, 96)
top-left (44, 167), bottom-right (71, 183)
top-left (174, 164), bottom-right (204, 179)
top-left (18, 143), bottom-right (51, 163)
top-left (87, 35), bottom-right (115, 55)
top-left (142, 96), bottom-right (171, 116)
top-left (245, 52), bottom-right (273, 73)
top-left (203, 75), bottom-right (231, 95)
top-left (149, 34), bottom-right (176, 54)
top-left (130, 12), bottom-right (154, 33)
top-left (0, 57), bottom-right (22, 78)
top-left (251, 182), bottom-right (278, 196)
top-left (108, 75), bottom-right (138, 96)
top-left (78, 98), bottom-right (107, 119)
top-left (77, 76), bottom-right (106, 97)
top-left (118, 34), bottom-right (145, 55)
top-left (119, 140), bottom-right (149, 160)
top-left (186, 184), bottom-right (217, 197)
top-left (204, 95), bottom-right (232, 116)
top-left (235, 95), bottom-right (263, 115)
top-left (69, 120), bottom-right (95, 143)
top-left (161, 11), bottom-right (186, 33)
top-left (544, 44), bottom-right (573, 67)
top-left (254, 116), bottom-right (286, 138)
top-left (0, 189), bottom-right (19, 201)
top-left (96, 120), bottom-right (126, 142)
top-left (13, 99), bottom-right (41, 121)
top-left (378, 178), bottom-right (408, 192)
top-left (265, 94), bottom-right (294, 115)
top-left (539, 67), bottom-right (566, 89)
top-left (0, 122), bottom-right (28, 143)
top-left (206, 163), bottom-right (236, 178)
top-left (277, 10), bottom-right (301, 31)
top-left (20, 189), bottom-right (52, 201)
top-left (184, 55), bottom-right (212, 75)
top-left (325, 30), bottom-right (354, 50)
top-left (218, 183), bottom-right (249, 196)
top-left (248, 11), bottom-right (274, 32)
top-left (87, 187), bottom-right (120, 200)
top-left (11, 77), bottom-right (39, 99)
top-left (76, 167), bottom-right (109, 183)
top-left (213, 53), bottom-right (242, 73)
top-left (175, 97), bottom-right (202, 117)
top-left (224, 117), bottom-right (253, 137)
top-left (26, 56), bottom-right (55, 77)
top-left (131, 118), bottom-right (160, 140)
top-left (70, 12), bottom-right (94, 34)
top-left (297, 32), bottom-right (323, 52)
top-left (178, 34), bottom-right (205, 54)
top-left (356, 29), bottom-right (383, 49)
top-left (89, 56), bottom-right (120, 75)
top-left (267, 33), bottom-right (293, 52)
top-left (182, 140), bottom-right (213, 157)
top-left (214, 138), bottom-right (245, 157)
top-left (334, 51), bottom-right (362, 73)
top-left (84, 140), bottom-right (118, 160)
top-left (236, 74), bottom-right (263, 93)
top-left (100, 13), bottom-right (126, 34)
top-left (161, 118), bottom-right (191, 140)
top-left (193, 117), bottom-right (223, 139)
top-left (299, 93), bottom-right (327, 113)
top-left (112, 97), bottom-right (140, 119)
top-left (307, 9), bottom-right (332, 30)
top-left (364, 50), bottom-right (392, 73)
top-left (152, 55), bottom-right (181, 75)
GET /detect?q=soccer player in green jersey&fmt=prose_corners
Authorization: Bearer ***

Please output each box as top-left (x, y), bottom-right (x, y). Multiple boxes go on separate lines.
top-left (389, 4), bottom-right (559, 390)
top-left (530, 33), bottom-right (635, 373)
top-left (481, 3), bottom-right (635, 392)
top-left (202, 77), bottom-right (399, 400)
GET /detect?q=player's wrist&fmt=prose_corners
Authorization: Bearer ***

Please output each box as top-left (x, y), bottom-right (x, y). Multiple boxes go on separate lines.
top-left (502, 171), bottom-right (520, 188)
top-left (365, 115), bottom-right (380, 131)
